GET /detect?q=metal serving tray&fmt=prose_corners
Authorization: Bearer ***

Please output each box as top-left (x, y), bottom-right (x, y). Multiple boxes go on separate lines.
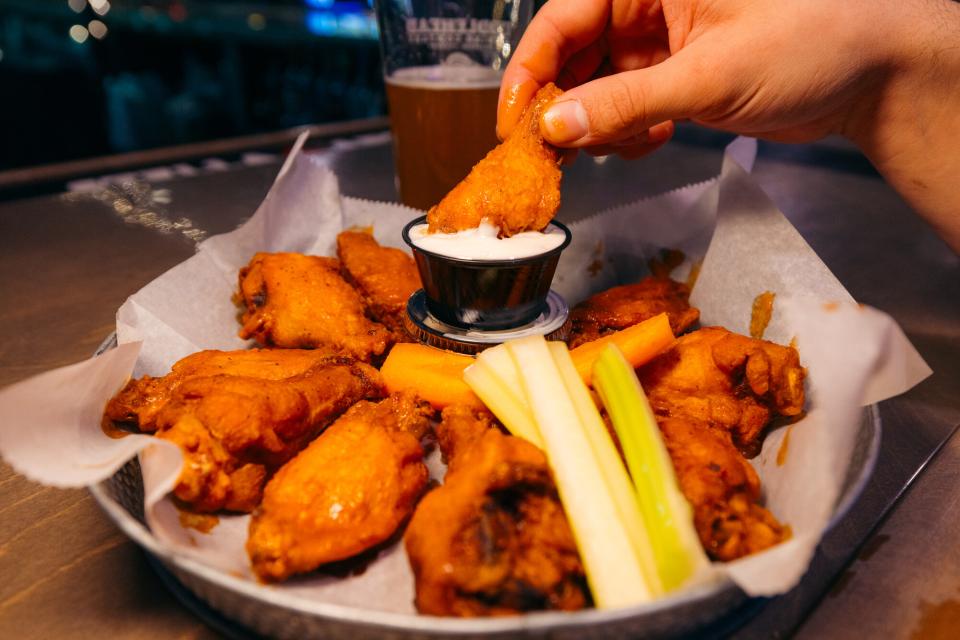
top-left (88, 334), bottom-right (880, 640)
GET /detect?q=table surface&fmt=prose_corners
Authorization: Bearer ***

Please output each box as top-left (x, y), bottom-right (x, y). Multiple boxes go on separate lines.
top-left (0, 128), bottom-right (958, 640)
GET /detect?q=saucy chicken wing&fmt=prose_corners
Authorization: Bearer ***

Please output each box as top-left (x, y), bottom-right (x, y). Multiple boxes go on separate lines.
top-left (247, 392), bottom-right (432, 582)
top-left (103, 348), bottom-right (384, 512)
top-left (336, 229), bottom-right (421, 342)
top-left (426, 84), bottom-right (563, 237)
top-left (405, 405), bottom-right (588, 616)
top-left (236, 252), bottom-right (392, 361)
top-left (658, 417), bottom-right (789, 561)
top-left (638, 326), bottom-right (805, 454)
top-left (568, 276), bottom-right (701, 348)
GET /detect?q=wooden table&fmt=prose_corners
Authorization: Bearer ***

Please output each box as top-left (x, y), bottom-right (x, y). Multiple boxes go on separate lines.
top-left (1, 129), bottom-right (958, 639)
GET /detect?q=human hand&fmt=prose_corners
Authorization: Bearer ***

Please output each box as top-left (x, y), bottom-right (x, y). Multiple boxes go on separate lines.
top-left (498, 0), bottom-right (897, 157)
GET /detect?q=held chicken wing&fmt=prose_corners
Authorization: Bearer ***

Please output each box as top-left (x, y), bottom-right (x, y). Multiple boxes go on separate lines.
top-left (247, 392), bottom-right (433, 582)
top-left (336, 229), bottom-right (421, 342)
top-left (568, 276), bottom-right (701, 348)
top-left (236, 252), bottom-right (392, 361)
top-left (405, 405), bottom-right (589, 616)
top-left (426, 84), bottom-right (563, 237)
top-left (658, 417), bottom-right (789, 561)
top-left (638, 326), bottom-right (805, 454)
top-left (103, 349), bottom-right (384, 512)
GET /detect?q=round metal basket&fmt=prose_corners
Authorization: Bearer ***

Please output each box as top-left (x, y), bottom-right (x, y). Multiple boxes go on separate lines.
top-left (89, 335), bottom-right (880, 639)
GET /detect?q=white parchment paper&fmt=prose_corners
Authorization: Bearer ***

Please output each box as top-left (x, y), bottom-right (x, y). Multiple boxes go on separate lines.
top-left (0, 132), bottom-right (931, 608)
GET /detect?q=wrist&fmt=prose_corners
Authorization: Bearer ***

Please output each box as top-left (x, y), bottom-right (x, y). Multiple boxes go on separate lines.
top-left (841, 0), bottom-right (960, 249)
top-left (843, 1), bottom-right (960, 146)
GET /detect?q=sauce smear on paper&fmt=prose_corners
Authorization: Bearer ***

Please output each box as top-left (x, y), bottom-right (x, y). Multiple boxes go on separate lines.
top-left (777, 425), bottom-right (793, 466)
top-left (686, 260), bottom-right (703, 289)
top-left (750, 291), bottom-right (776, 339)
top-left (179, 511), bottom-right (220, 533)
top-left (648, 248), bottom-right (685, 278)
top-left (101, 417), bottom-right (135, 439)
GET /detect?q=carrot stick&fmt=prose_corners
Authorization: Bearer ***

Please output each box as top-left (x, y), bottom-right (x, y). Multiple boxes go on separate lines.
top-left (380, 343), bottom-right (482, 409)
top-left (569, 313), bottom-right (675, 385)
top-left (381, 313), bottom-right (674, 407)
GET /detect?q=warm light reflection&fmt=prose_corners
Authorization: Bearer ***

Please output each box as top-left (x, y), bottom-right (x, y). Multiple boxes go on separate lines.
top-left (247, 13), bottom-right (266, 31)
top-left (67, 0), bottom-right (86, 13)
top-left (90, 0), bottom-right (111, 17)
top-left (63, 184), bottom-right (206, 244)
top-left (88, 19), bottom-right (108, 40)
top-left (69, 24), bottom-right (89, 44)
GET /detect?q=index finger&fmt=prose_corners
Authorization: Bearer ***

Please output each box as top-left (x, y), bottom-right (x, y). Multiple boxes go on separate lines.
top-left (497, 0), bottom-right (612, 139)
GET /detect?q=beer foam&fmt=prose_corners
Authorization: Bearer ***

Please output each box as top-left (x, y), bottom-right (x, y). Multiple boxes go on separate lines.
top-left (387, 64), bottom-right (501, 89)
top-left (409, 220), bottom-right (566, 260)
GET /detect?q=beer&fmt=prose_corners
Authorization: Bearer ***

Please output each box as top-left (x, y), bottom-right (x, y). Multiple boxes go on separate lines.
top-left (386, 65), bottom-right (501, 211)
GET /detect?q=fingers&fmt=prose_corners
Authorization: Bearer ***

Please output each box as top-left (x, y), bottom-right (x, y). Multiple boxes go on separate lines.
top-left (498, 0), bottom-right (612, 139)
top-left (556, 40), bottom-right (608, 90)
top-left (540, 50), bottom-right (710, 147)
top-left (581, 120), bottom-right (675, 158)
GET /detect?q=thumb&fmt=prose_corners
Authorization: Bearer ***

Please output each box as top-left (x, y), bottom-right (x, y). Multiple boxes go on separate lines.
top-left (540, 51), bottom-right (712, 147)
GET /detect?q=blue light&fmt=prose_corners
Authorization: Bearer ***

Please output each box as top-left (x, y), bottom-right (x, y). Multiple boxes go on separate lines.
top-left (306, 10), bottom-right (338, 36)
top-left (305, 0), bottom-right (335, 9)
top-left (340, 13), bottom-right (365, 34)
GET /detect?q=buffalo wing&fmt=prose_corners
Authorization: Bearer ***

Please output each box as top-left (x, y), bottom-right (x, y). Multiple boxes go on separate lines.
top-left (405, 405), bottom-right (588, 616)
top-left (103, 348), bottom-right (384, 512)
top-left (568, 276), bottom-right (700, 348)
top-left (236, 252), bottom-right (392, 361)
top-left (638, 326), bottom-right (805, 453)
top-left (247, 392), bottom-right (432, 582)
top-left (336, 229), bottom-right (421, 342)
top-left (426, 84), bottom-right (563, 237)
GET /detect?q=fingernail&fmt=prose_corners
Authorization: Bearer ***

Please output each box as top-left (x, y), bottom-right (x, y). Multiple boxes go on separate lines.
top-left (542, 100), bottom-right (589, 143)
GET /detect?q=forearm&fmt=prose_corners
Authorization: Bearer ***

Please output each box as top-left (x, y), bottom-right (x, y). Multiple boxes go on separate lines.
top-left (844, 0), bottom-right (960, 251)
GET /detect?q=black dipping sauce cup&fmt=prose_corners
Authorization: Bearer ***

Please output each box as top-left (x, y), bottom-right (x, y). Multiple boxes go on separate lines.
top-left (402, 216), bottom-right (572, 330)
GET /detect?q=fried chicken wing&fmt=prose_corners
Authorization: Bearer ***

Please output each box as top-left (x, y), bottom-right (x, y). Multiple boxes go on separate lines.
top-left (568, 276), bottom-right (701, 348)
top-left (105, 347), bottom-right (345, 430)
top-left (103, 349), bottom-right (384, 512)
top-left (247, 392), bottom-right (433, 582)
top-left (336, 229), bottom-right (421, 342)
top-left (405, 405), bottom-right (588, 617)
top-left (658, 417), bottom-right (789, 561)
top-left (426, 84), bottom-right (563, 237)
top-left (236, 252), bottom-right (392, 360)
top-left (638, 326), bottom-right (805, 453)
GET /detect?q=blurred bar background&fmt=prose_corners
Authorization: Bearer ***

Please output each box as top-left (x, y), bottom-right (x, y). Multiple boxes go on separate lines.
top-left (0, 0), bottom-right (389, 195)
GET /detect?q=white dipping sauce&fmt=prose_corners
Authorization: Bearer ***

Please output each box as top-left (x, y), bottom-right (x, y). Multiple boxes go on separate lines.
top-left (410, 220), bottom-right (565, 260)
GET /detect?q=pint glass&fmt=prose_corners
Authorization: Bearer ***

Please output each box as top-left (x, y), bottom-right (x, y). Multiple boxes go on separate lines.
top-left (374, 1), bottom-right (534, 210)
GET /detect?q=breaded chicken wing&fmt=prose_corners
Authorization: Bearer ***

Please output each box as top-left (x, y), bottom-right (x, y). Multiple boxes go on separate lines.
top-left (236, 252), bottom-right (392, 361)
top-left (658, 417), bottom-right (789, 561)
top-left (638, 327), bottom-right (805, 453)
top-left (103, 349), bottom-right (384, 512)
top-left (105, 347), bottom-right (345, 430)
top-left (426, 84), bottom-right (563, 237)
top-left (405, 405), bottom-right (588, 616)
top-left (247, 392), bottom-right (432, 582)
top-left (568, 276), bottom-right (701, 348)
top-left (336, 229), bottom-right (421, 342)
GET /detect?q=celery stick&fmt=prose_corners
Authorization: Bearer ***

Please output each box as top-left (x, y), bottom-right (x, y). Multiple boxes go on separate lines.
top-left (507, 336), bottom-right (654, 608)
top-left (593, 344), bottom-right (708, 591)
top-left (463, 359), bottom-right (543, 448)
top-left (547, 341), bottom-right (663, 596)
top-left (476, 345), bottom-right (527, 406)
